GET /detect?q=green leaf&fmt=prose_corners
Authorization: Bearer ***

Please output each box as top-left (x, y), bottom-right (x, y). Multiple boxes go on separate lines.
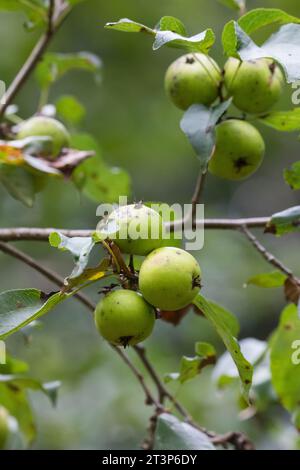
top-left (153, 28), bottom-right (215, 53)
top-left (164, 342), bottom-right (216, 384)
top-left (246, 271), bottom-right (287, 288)
top-left (0, 289), bottom-right (67, 340)
top-left (284, 161), bottom-right (300, 190)
top-left (154, 413), bottom-right (215, 450)
top-left (0, 0), bottom-right (47, 29)
top-left (204, 300), bottom-right (240, 337)
top-left (49, 232), bottom-right (95, 280)
top-left (238, 8), bottom-right (300, 35)
top-left (156, 16), bottom-right (187, 36)
top-left (71, 133), bottom-right (131, 203)
top-left (224, 22), bottom-right (300, 83)
top-left (0, 165), bottom-right (36, 207)
top-left (0, 381), bottom-right (35, 443)
top-left (270, 304), bottom-right (300, 425)
top-left (193, 294), bottom-right (253, 402)
top-left (213, 338), bottom-right (267, 389)
top-left (56, 95), bottom-right (86, 126)
top-left (260, 109), bottom-right (300, 132)
top-left (0, 376), bottom-right (60, 407)
top-left (266, 206), bottom-right (300, 235)
top-left (222, 8), bottom-right (300, 57)
top-left (35, 52), bottom-right (102, 90)
top-left (105, 18), bottom-right (154, 34)
top-left (218, 0), bottom-right (245, 12)
top-left (105, 18), bottom-right (215, 54)
top-left (0, 355), bottom-right (29, 375)
top-left (180, 100), bottom-right (232, 170)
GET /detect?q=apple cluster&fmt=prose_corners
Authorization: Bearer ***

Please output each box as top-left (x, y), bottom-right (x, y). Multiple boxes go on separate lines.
top-left (94, 204), bottom-right (201, 347)
top-left (165, 53), bottom-right (285, 180)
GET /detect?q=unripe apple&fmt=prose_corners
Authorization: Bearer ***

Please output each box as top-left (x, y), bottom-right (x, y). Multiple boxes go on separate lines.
top-left (224, 58), bottom-right (284, 115)
top-left (0, 406), bottom-right (9, 449)
top-left (95, 290), bottom-right (155, 347)
top-left (208, 119), bottom-right (265, 180)
top-left (139, 247), bottom-right (201, 311)
top-left (17, 116), bottom-right (70, 158)
top-left (98, 203), bottom-right (165, 256)
top-left (165, 53), bottom-right (222, 110)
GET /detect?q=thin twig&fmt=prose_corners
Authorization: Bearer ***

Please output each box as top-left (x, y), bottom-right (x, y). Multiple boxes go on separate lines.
top-left (111, 344), bottom-right (162, 410)
top-left (0, 0), bottom-right (71, 117)
top-left (190, 170), bottom-right (207, 224)
top-left (0, 218), bottom-right (271, 242)
top-left (241, 225), bottom-right (295, 279)
top-left (0, 241), bottom-right (95, 310)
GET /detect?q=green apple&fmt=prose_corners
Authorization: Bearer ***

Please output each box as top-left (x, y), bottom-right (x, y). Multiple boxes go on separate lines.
top-left (224, 57), bottom-right (284, 115)
top-left (97, 203), bottom-right (165, 256)
top-left (0, 406), bottom-right (9, 449)
top-left (165, 53), bottom-right (222, 110)
top-left (208, 119), bottom-right (265, 180)
top-left (139, 247), bottom-right (201, 311)
top-left (17, 116), bottom-right (70, 158)
top-left (95, 290), bottom-right (155, 347)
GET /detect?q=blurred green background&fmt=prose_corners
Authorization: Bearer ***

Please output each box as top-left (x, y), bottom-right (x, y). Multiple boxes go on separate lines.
top-left (1, 0), bottom-right (300, 450)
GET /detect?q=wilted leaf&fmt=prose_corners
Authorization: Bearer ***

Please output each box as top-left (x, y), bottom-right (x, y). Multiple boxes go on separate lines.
top-left (180, 100), bottom-right (232, 170)
top-left (160, 306), bottom-right (190, 326)
top-left (154, 413), bottom-right (215, 450)
top-left (194, 294), bottom-right (252, 402)
top-left (105, 18), bottom-right (154, 34)
top-left (284, 277), bottom-right (300, 305)
top-left (284, 161), bottom-right (300, 190)
top-left (246, 271), bottom-right (287, 288)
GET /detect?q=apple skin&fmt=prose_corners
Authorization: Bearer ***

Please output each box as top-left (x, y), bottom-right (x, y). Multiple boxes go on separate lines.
top-left (98, 203), bottom-right (165, 256)
top-left (208, 119), bottom-right (265, 180)
top-left (165, 53), bottom-right (222, 110)
top-left (94, 290), bottom-right (155, 347)
top-left (224, 57), bottom-right (284, 115)
top-left (0, 407), bottom-right (9, 450)
top-left (17, 116), bottom-right (70, 158)
top-left (139, 247), bottom-right (201, 311)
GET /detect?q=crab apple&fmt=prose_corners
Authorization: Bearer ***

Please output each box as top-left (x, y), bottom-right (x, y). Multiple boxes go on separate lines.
top-left (208, 119), bottom-right (265, 180)
top-left (17, 116), bottom-right (70, 158)
top-left (98, 203), bottom-right (165, 256)
top-left (0, 406), bottom-right (9, 449)
top-left (95, 290), bottom-right (155, 347)
top-left (224, 57), bottom-right (284, 115)
top-left (139, 247), bottom-right (201, 311)
top-left (165, 53), bottom-right (222, 110)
